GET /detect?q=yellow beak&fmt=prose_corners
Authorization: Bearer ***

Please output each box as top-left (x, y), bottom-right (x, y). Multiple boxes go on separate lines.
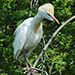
top-left (50, 15), bottom-right (60, 24)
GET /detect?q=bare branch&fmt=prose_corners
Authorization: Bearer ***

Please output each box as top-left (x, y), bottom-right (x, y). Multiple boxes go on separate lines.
top-left (40, 53), bottom-right (47, 69)
top-left (19, 60), bottom-right (22, 72)
top-left (40, 42), bottom-right (44, 47)
top-left (33, 15), bottom-right (75, 68)
top-left (29, 0), bottom-right (39, 17)
top-left (24, 68), bottom-right (49, 75)
top-left (42, 36), bottom-right (46, 46)
top-left (59, 68), bottom-right (62, 75)
top-left (30, 0), bottom-right (33, 9)
top-left (49, 63), bottom-right (54, 75)
top-left (40, 36), bottom-right (46, 47)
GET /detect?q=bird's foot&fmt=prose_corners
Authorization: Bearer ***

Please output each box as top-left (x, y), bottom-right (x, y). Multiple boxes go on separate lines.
top-left (31, 69), bottom-right (37, 74)
top-left (31, 67), bottom-right (37, 74)
top-left (23, 68), bottom-right (37, 75)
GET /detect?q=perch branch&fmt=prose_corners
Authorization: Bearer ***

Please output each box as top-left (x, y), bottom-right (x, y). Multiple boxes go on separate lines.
top-left (24, 68), bottom-right (49, 75)
top-left (33, 15), bottom-right (75, 68)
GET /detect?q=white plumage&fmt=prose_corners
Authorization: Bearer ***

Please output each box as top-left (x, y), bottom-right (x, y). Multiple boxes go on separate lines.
top-left (13, 3), bottom-right (59, 60)
top-left (13, 17), bottom-right (43, 60)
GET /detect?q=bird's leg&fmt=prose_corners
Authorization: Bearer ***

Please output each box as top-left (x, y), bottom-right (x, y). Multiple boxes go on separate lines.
top-left (23, 49), bottom-right (30, 75)
top-left (24, 49), bottom-right (29, 70)
top-left (24, 49), bottom-right (33, 68)
top-left (26, 58), bottom-right (33, 68)
top-left (26, 58), bottom-right (37, 75)
top-left (24, 49), bottom-right (37, 75)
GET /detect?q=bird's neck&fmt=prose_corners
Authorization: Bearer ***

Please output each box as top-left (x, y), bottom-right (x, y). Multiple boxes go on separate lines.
top-left (30, 12), bottom-right (43, 34)
top-left (33, 12), bottom-right (44, 23)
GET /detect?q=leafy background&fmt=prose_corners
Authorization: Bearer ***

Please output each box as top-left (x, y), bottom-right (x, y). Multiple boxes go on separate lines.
top-left (0, 0), bottom-right (75, 75)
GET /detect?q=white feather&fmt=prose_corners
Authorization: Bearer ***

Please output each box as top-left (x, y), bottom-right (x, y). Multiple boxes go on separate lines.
top-left (13, 17), bottom-right (43, 60)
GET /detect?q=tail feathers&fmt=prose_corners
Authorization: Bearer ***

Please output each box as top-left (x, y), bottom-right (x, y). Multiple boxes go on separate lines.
top-left (14, 49), bottom-right (21, 60)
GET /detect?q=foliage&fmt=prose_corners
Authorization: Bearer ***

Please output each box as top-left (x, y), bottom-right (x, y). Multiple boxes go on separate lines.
top-left (0, 0), bottom-right (75, 75)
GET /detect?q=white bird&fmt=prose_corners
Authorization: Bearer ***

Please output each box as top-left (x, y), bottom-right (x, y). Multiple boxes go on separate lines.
top-left (13, 3), bottom-right (59, 71)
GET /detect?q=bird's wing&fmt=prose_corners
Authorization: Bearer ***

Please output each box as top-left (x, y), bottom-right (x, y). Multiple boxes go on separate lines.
top-left (13, 24), bottom-right (31, 59)
top-left (13, 21), bottom-right (25, 36)
top-left (13, 18), bottom-right (33, 36)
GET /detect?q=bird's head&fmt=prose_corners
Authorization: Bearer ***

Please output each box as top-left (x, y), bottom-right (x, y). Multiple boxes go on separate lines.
top-left (38, 3), bottom-right (60, 24)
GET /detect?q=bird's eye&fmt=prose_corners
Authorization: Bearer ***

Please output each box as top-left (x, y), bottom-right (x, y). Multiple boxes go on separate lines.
top-left (47, 13), bottom-right (51, 16)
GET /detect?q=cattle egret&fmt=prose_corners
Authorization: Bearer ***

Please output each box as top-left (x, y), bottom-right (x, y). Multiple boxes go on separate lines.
top-left (13, 3), bottom-right (59, 72)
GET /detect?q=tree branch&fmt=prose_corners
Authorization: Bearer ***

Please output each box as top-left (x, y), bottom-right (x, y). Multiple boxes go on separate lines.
top-left (24, 68), bottom-right (49, 75)
top-left (29, 0), bottom-right (39, 17)
top-left (33, 15), bottom-right (75, 68)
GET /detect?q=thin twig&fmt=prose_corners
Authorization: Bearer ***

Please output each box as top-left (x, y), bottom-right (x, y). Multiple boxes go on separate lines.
top-left (59, 68), bottom-right (62, 75)
top-left (40, 36), bottom-right (46, 47)
top-left (40, 42), bottom-right (44, 47)
top-left (40, 53), bottom-right (47, 69)
top-left (42, 36), bottom-right (46, 46)
top-left (19, 60), bottom-right (22, 72)
top-left (49, 63), bottom-right (54, 75)
top-left (29, 0), bottom-right (39, 17)
top-left (33, 15), bottom-right (75, 68)
top-left (30, 0), bottom-right (33, 9)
